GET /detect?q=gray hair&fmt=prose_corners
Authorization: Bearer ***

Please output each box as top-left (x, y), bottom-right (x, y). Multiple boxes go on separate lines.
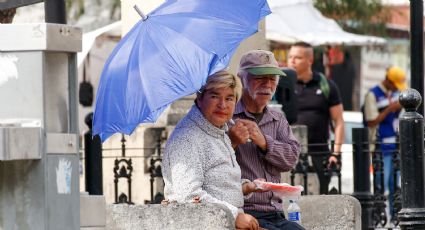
top-left (237, 69), bottom-right (249, 89)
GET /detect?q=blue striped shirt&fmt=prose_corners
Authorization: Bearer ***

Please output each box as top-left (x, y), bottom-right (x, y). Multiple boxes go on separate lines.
top-left (233, 101), bottom-right (300, 212)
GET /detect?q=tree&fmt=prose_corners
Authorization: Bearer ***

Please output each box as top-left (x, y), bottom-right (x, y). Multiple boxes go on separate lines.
top-left (313, 0), bottom-right (389, 36)
top-left (66, 0), bottom-right (120, 22)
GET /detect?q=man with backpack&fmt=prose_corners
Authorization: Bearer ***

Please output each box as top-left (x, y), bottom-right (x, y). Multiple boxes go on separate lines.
top-left (363, 66), bottom-right (407, 219)
top-left (287, 42), bottom-right (344, 195)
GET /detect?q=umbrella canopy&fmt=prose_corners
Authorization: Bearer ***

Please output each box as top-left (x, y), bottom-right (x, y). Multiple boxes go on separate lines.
top-left (93, 0), bottom-right (271, 141)
top-left (266, 0), bottom-right (386, 46)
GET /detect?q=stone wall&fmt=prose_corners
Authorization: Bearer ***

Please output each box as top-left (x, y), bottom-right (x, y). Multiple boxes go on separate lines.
top-left (106, 203), bottom-right (234, 230)
top-left (296, 195), bottom-right (361, 230)
top-left (105, 195), bottom-right (361, 230)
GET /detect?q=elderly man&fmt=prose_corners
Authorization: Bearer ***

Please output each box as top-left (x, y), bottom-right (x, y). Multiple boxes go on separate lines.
top-left (287, 42), bottom-right (344, 195)
top-left (228, 50), bottom-right (304, 230)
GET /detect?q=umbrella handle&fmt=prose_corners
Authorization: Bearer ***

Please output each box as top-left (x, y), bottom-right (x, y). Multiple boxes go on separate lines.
top-left (134, 5), bottom-right (148, 21)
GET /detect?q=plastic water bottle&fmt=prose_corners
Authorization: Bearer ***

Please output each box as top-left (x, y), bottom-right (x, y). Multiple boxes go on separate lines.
top-left (287, 200), bottom-right (301, 224)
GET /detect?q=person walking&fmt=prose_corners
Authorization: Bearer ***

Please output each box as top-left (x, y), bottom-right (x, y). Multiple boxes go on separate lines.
top-left (287, 42), bottom-right (344, 195)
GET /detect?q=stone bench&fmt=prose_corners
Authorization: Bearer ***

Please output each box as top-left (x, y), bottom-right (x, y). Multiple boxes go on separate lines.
top-left (296, 195), bottom-right (361, 230)
top-left (106, 203), bottom-right (234, 230)
top-left (105, 195), bottom-right (361, 230)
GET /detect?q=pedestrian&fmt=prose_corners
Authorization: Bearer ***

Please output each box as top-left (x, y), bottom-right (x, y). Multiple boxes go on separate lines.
top-left (228, 50), bottom-right (304, 230)
top-left (287, 42), bottom-right (344, 195)
top-left (363, 66), bottom-right (407, 219)
top-left (162, 70), bottom-right (261, 230)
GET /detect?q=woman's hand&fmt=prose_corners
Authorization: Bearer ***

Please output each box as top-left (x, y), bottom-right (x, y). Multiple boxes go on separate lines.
top-left (235, 213), bottom-right (260, 230)
top-left (228, 119), bottom-right (250, 148)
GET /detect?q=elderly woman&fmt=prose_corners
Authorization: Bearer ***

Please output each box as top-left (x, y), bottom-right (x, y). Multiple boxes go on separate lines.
top-left (162, 70), bottom-right (260, 230)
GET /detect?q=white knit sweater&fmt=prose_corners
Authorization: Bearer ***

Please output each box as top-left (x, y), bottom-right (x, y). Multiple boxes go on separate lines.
top-left (162, 105), bottom-right (244, 218)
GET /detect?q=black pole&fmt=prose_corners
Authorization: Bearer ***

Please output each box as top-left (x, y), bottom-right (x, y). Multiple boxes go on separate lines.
top-left (398, 89), bottom-right (425, 229)
top-left (352, 128), bottom-right (374, 229)
top-left (44, 0), bottom-right (66, 24)
top-left (84, 113), bottom-right (103, 195)
top-left (410, 0), bottom-right (424, 115)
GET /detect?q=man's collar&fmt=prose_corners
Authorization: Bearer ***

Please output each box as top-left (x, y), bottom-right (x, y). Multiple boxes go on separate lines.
top-left (379, 82), bottom-right (391, 94)
top-left (312, 72), bottom-right (321, 82)
top-left (297, 72), bottom-right (320, 84)
top-left (234, 100), bottom-right (280, 123)
top-left (234, 100), bottom-right (246, 114)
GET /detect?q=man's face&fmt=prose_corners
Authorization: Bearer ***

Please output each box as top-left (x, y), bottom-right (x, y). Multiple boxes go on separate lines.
top-left (197, 87), bottom-right (236, 127)
top-left (245, 74), bottom-right (279, 107)
top-left (287, 46), bottom-right (312, 77)
top-left (388, 80), bottom-right (399, 91)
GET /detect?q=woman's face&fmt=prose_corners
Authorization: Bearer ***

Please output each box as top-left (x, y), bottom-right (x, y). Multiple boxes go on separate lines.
top-left (197, 87), bottom-right (236, 127)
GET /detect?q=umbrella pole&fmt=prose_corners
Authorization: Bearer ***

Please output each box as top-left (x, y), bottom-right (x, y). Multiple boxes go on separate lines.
top-left (134, 5), bottom-right (148, 21)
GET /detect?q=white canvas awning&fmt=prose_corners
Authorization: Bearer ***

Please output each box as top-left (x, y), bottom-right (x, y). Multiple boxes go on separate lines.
top-left (77, 21), bottom-right (122, 67)
top-left (266, 0), bottom-right (386, 46)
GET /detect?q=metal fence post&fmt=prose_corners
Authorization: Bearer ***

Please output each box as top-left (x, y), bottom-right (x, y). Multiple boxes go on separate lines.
top-left (410, 0), bottom-right (424, 115)
top-left (398, 89), bottom-right (425, 229)
top-left (352, 127), bottom-right (374, 229)
top-left (44, 0), bottom-right (66, 24)
top-left (84, 113), bottom-right (103, 195)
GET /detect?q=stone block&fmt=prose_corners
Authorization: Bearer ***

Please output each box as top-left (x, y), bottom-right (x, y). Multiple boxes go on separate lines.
top-left (80, 228), bottom-right (105, 230)
top-left (295, 195), bottom-right (361, 230)
top-left (142, 127), bottom-right (166, 158)
top-left (291, 125), bottom-right (308, 154)
top-left (166, 95), bottom-right (195, 126)
top-left (106, 203), bottom-right (234, 230)
top-left (80, 194), bottom-right (106, 227)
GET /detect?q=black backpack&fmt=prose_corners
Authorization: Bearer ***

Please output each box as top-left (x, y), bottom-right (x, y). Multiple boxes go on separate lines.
top-left (318, 72), bottom-right (330, 100)
top-left (276, 68), bottom-right (298, 124)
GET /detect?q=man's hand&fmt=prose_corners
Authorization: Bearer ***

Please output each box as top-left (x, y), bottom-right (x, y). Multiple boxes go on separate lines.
top-left (238, 120), bottom-right (267, 151)
top-left (242, 181), bottom-right (257, 195)
top-left (228, 119), bottom-right (250, 148)
top-left (327, 154), bottom-right (341, 169)
top-left (242, 179), bottom-right (267, 195)
top-left (388, 101), bottom-right (401, 112)
top-left (235, 213), bottom-right (260, 230)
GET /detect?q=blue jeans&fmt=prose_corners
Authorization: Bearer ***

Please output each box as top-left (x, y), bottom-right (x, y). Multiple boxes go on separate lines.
top-left (244, 210), bottom-right (305, 230)
top-left (374, 143), bottom-right (399, 216)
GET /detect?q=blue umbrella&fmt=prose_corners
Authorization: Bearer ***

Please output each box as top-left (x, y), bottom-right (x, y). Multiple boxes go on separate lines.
top-left (93, 0), bottom-right (271, 141)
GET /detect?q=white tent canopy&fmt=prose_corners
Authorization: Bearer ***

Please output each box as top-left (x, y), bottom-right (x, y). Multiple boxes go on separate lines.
top-left (77, 21), bottom-right (122, 67)
top-left (266, 0), bottom-right (386, 46)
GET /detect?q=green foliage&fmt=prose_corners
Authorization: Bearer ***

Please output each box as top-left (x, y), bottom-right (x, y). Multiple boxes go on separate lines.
top-left (110, 0), bottom-right (120, 19)
top-left (66, 0), bottom-right (120, 21)
top-left (313, 0), bottom-right (389, 36)
top-left (66, 0), bottom-right (85, 20)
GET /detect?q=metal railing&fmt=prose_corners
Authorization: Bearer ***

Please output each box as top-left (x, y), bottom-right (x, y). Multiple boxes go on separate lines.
top-left (81, 126), bottom-right (408, 230)
top-left (80, 132), bottom-right (166, 205)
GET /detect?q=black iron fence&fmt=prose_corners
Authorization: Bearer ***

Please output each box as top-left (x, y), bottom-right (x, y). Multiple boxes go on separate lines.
top-left (351, 129), bottom-right (402, 229)
top-left (81, 131), bottom-right (404, 228)
top-left (80, 132), bottom-right (166, 205)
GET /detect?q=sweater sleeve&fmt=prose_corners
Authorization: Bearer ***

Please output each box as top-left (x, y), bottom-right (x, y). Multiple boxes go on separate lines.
top-left (163, 136), bottom-right (241, 219)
